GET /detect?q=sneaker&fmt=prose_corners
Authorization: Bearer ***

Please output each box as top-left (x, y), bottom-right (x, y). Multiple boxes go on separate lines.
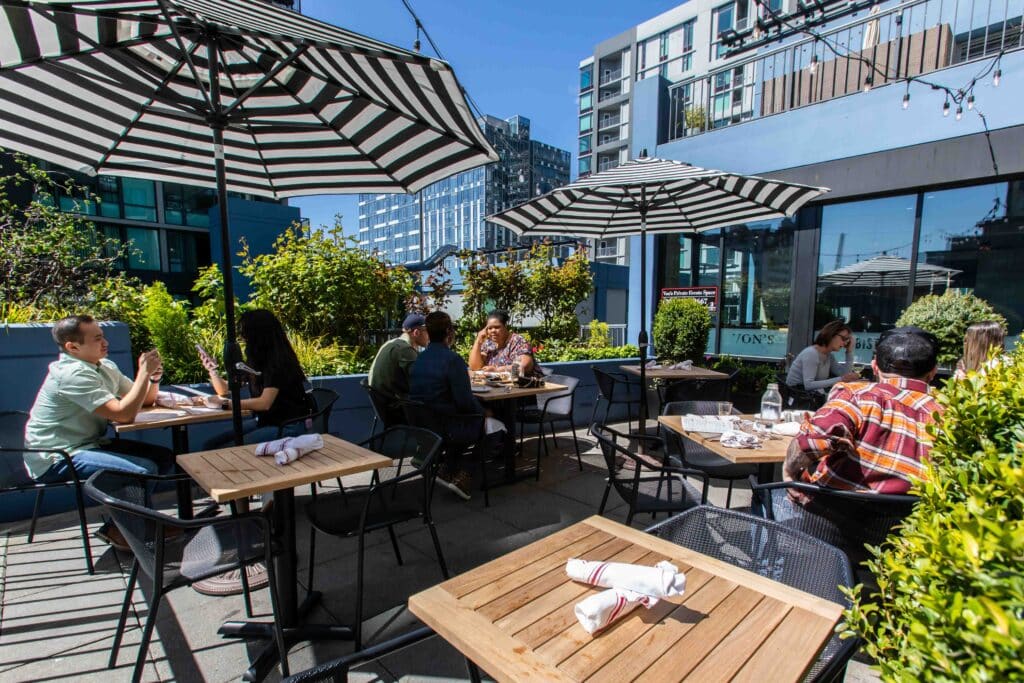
top-left (437, 469), bottom-right (472, 501)
top-left (95, 521), bottom-right (130, 552)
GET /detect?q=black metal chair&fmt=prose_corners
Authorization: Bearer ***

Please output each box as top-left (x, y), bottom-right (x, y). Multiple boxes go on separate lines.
top-left (750, 476), bottom-right (919, 564)
top-left (777, 372), bottom-right (827, 411)
top-left (517, 373), bottom-right (582, 471)
top-left (0, 410), bottom-right (94, 574)
top-left (85, 469), bottom-right (288, 682)
top-left (660, 368), bottom-right (738, 405)
top-left (304, 426), bottom-right (445, 649)
top-left (279, 387), bottom-right (342, 494)
top-left (592, 423), bottom-right (708, 526)
top-left (280, 626), bottom-right (438, 682)
top-left (660, 401), bottom-right (758, 508)
top-left (589, 367), bottom-right (642, 433)
top-left (361, 378), bottom-right (406, 435)
top-left (646, 505), bottom-right (858, 683)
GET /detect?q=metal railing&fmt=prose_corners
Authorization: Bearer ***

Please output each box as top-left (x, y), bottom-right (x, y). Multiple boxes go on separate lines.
top-left (600, 68), bottom-right (624, 85)
top-left (598, 115), bottom-right (621, 130)
top-left (666, 0), bottom-right (1023, 141)
top-left (597, 159), bottom-right (620, 172)
top-left (596, 245), bottom-right (622, 258)
top-left (580, 324), bottom-right (629, 347)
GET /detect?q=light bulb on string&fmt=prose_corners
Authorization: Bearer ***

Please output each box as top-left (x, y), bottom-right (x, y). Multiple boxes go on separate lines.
top-left (942, 98), bottom-right (950, 116)
top-left (967, 94), bottom-right (975, 110)
top-left (863, 75), bottom-right (873, 92)
top-left (955, 105), bottom-right (963, 121)
top-left (993, 68), bottom-right (1001, 87)
top-left (902, 92), bottom-right (910, 109)
top-left (808, 54), bottom-right (819, 75)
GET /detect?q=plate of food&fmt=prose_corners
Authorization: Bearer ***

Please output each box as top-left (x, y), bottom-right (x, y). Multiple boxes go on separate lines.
top-left (471, 385), bottom-right (491, 394)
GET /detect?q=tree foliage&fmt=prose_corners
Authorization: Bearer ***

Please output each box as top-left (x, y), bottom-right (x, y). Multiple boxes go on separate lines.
top-left (405, 260), bottom-right (454, 314)
top-left (238, 223), bottom-right (414, 345)
top-left (896, 291), bottom-right (1007, 367)
top-left (843, 346), bottom-right (1024, 681)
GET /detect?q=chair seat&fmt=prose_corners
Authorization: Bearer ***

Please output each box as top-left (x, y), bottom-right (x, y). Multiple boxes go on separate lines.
top-left (670, 450), bottom-right (759, 479)
top-left (632, 476), bottom-right (704, 513)
top-left (517, 407), bottom-right (570, 423)
top-left (172, 521), bottom-right (269, 585)
top-left (306, 484), bottom-right (422, 537)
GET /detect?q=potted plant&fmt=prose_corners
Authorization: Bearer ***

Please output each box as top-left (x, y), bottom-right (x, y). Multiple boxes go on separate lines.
top-left (895, 291), bottom-right (1007, 370)
top-left (684, 106), bottom-right (707, 136)
top-left (653, 298), bottom-right (712, 364)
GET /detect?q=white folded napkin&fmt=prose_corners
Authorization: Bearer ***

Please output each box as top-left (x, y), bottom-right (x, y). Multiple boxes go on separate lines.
top-left (772, 421), bottom-right (802, 437)
top-left (155, 391), bottom-right (191, 408)
top-left (565, 558), bottom-right (686, 598)
top-left (669, 360), bottom-right (694, 370)
top-left (645, 360), bottom-right (661, 368)
top-left (574, 588), bottom-right (658, 634)
top-left (254, 434), bottom-right (324, 465)
top-left (204, 395), bottom-right (227, 409)
top-left (719, 430), bottom-right (762, 448)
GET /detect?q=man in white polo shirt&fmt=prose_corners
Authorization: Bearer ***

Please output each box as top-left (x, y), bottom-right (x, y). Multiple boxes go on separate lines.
top-left (25, 314), bottom-right (175, 483)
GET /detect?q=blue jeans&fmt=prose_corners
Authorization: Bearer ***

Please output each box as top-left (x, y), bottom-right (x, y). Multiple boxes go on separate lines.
top-left (202, 421), bottom-right (307, 451)
top-left (36, 438), bottom-right (175, 483)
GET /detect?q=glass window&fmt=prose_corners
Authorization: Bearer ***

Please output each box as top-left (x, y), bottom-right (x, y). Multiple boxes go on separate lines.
top-left (711, 3), bottom-right (735, 58)
top-left (718, 220), bottom-right (794, 358)
top-left (579, 113), bottom-right (593, 133)
top-left (817, 194), bottom-right (918, 362)
top-left (579, 136), bottom-right (591, 154)
top-left (579, 92), bottom-right (593, 112)
top-left (121, 178), bottom-right (156, 222)
top-left (918, 180), bottom-right (1024, 341)
top-left (578, 157), bottom-right (592, 175)
top-left (580, 67), bottom-right (592, 91)
top-left (166, 230), bottom-right (202, 274)
top-left (126, 227), bottom-right (161, 271)
top-left (97, 176), bottom-right (121, 218)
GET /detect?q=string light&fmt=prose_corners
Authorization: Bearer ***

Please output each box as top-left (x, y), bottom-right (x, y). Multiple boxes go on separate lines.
top-left (862, 74), bottom-right (873, 92)
top-left (942, 98), bottom-right (950, 116)
top-left (808, 53), bottom-right (819, 75)
top-left (955, 105), bottom-right (963, 121)
top-left (993, 68), bottom-right (1001, 87)
top-left (902, 91), bottom-right (910, 109)
top-left (967, 94), bottom-right (975, 110)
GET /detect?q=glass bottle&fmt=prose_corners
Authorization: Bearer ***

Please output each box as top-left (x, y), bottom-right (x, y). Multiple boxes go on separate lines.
top-left (760, 383), bottom-right (782, 422)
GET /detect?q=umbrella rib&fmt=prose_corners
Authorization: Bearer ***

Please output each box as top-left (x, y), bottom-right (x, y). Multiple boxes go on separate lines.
top-left (157, 0), bottom-right (214, 111)
top-left (215, 41), bottom-right (279, 199)
top-left (230, 43), bottom-right (409, 191)
top-left (221, 43), bottom-right (308, 119)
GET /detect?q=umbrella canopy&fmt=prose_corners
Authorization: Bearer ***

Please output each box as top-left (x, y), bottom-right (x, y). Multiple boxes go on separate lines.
top-left (819, 255), bottom-right (960, 288)
top-left (490, 155), bottom-right (829, 435)
top-left (0, 0), bottom-right (498, 444)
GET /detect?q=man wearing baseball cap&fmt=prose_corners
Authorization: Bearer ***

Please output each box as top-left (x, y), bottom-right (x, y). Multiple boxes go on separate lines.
top-left (368, 313), bottom-right (429, 421)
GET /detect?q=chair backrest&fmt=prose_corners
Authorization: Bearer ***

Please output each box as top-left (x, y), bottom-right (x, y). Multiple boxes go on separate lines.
top-left (590, 367), bottom-right (616, 400)
top-left (84, 469), bottom-right (167, 580)
top-left (308, 387), bottom-right (340, 434)
top-left (363, 426), bottom-right (443, 508)
top-left (0, 411), bottom-right (45, 488)
top-left (661, 400), bottom-right (739, 417)
top-left (361, 378), bottom-right (402, 429)
top-left (536, 374), bottom-right (579, 415)
top-left (0, 411), bottom-right (29, 449)
top-left (591, 423), bottom-right (651, 506)
top-left (647, 506), bottom-right (856, 682)
top-left (776, 372), bottom-right (826, 410)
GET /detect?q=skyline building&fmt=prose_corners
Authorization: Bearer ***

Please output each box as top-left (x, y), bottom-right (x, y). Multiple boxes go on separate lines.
top-left (357, 114), bottom-right (571, 265)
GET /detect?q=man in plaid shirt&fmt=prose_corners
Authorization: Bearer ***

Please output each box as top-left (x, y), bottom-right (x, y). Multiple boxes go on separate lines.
top-left (784, 326), bottom-right (942, 499)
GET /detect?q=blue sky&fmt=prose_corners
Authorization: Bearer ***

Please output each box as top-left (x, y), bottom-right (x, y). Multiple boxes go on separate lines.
top-left (291, 0), bottom-right (680, 234)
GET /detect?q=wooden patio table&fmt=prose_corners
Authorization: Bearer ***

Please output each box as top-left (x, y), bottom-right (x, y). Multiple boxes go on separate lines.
top-left (177, 433), bottom-right (391, 682)
top-left (619, 364), bottom-right (728, 381)
top-left (409, 515), bottom-right (843, 682)
top-left (657, 414), bottom-right (794, 483)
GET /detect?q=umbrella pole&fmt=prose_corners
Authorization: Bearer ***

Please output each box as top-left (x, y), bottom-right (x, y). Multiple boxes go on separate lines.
top-left (637, 208), bottom-right (649, 438)
top-left (208, 40), bottom-right (245, 446)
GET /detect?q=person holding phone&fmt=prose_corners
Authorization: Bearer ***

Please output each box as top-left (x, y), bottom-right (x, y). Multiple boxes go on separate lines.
top-left (785, 319), bottom-right (861, 395)
top-left (201, 309), bottom-right (314, 450)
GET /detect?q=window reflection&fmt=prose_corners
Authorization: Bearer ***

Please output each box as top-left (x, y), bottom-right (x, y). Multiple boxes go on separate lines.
top-left (126, 227), bottom-right (161, 271)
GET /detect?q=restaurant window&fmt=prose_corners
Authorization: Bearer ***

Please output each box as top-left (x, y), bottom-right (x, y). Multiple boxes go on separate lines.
top-left (917, 180), bottom-right (1024, 345)
top-left (126, 227), bottom-right (161, 271)
top-left (817, 194), bottom-right (918, 363)
top-left (718, 219), bottom-right (795, 358)
top-left (660, 231), bottom-right (722, 354)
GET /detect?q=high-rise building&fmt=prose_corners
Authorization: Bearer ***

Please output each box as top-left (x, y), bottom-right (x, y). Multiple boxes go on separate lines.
top-left (580, 0), bottom-right (1024, 361)
top-left (357, 114), bottom-right (570, 264)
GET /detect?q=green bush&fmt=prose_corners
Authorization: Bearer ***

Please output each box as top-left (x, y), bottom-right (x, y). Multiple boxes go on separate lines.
top-left (896, 291), bottom-right (1007, 367)
top-left (710, 355), bottom-right (777, 394)
top-left (653, 298), bottom-right (711, 363)
top-left (586, 320), bottom-right (611, 348)
top-left (533, 341), bottom-right (638, 363)
top-left (141, 282), bottom-right (202, 384)
top-left (843, 346), bottom-right (1024, 681)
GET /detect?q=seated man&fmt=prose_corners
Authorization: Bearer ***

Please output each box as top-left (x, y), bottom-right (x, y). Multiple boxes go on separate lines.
top-left (775, 327), bottom-right (941, 557)
top-left (25, 315), bottom-right (175, 483)
top-left (408, 311), bottom-right (504, 500)
top-left (367, 313), bottom-right (428, 423)
top-left (783, 326), bottom-right (941, 495)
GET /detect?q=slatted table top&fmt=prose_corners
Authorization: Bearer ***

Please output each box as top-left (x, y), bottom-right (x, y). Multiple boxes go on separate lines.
top-left (473, 382), bottom-right (568, 402)
top-left (408, 516), bottom-right (842, 683)
top-left (176, 434), bottom-right (391, 502)
top-left (113, 406), bottom-right (252, 432)
top-left (620, 365), bottom-right (728, 381)
top-left (657, 415), bottom-right (794, 464)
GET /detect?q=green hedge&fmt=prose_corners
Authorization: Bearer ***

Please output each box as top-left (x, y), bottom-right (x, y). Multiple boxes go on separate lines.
top-left (896, 291), bottom-right (1006, 367)
top-left (652, 298), bottom-right (711, 363)
top-left (843, 346), bottom-right (1024, 681)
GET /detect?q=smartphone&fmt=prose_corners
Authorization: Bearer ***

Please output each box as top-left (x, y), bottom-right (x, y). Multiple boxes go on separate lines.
top-left (195, 343), bottom-right (217, 371)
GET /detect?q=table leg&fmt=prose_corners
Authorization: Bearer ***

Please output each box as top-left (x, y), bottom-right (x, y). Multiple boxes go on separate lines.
top-left (171, 425), bottom-right (194, 520)
top-left (219, 487), bottom-right (353, 681)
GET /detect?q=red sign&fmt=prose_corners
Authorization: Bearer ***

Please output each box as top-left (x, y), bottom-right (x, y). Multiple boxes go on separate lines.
top-left (661, 286), bottom-right (719, 312)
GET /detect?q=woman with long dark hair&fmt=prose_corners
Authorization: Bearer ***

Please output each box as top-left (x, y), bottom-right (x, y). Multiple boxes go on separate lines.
top-left (203, 309), bottom-right (314, 448)
top-left (785, 319), bottom-right (861, 394)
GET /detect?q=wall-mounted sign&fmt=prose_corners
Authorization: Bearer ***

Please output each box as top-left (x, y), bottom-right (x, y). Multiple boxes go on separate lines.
top-left (661, 286), bottom-right (719, 313)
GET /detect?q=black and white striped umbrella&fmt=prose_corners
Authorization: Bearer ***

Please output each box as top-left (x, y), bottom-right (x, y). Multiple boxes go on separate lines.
top-left (0, 0), bottom-right (497, 447)
top-left (0, 0), bottom-right (498, 197)
top-left (819, 255), bottom-right (960, 289)
top-left (490, 155), bottom-right (828, 436)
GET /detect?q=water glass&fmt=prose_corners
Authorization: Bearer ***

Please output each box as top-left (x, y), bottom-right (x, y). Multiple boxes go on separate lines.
top-left (717, 401), bottom-right (733, 416)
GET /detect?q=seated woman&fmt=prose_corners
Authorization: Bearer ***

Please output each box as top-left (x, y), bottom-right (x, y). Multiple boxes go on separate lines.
top-left (954, 320), bottom-right (1007, 379)
top-left (469, 309), bottom-right (542, 378)
top-left (786, 319), bottom-right (860, 395)
top-left (203, 308), bottom-right (314, 449)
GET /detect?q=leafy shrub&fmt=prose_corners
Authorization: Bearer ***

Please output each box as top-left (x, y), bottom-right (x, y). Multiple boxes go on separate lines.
top-left (289, 333), bottom-right (367, 377)
top-left (586, 320), bottom-right (611, 348)
top-left (896, 291), bottom-right (1007, 367)
top-left (710, 355), bottom-right (778, 394)
top-left (141, 282), bottom-right (201, 384)
top-left (653, 298), bottom-right (712, 363)
top-left (86, 275), bottom-right (150, 357)
top-left (843, 346), bottom-right (1024, 681)
top-left (534, 341), bottom-right (638, 363)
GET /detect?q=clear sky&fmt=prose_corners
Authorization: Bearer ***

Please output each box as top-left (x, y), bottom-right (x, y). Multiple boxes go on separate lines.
top-left (290, 0), bottom-right (680, 234)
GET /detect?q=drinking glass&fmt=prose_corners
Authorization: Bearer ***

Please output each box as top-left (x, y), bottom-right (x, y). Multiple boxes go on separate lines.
top-left (717, 401), bottom-right (733, 416)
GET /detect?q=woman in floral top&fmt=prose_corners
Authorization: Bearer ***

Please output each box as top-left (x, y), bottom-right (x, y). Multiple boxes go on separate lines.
top-left (469, 310), bottom-right (542, 378)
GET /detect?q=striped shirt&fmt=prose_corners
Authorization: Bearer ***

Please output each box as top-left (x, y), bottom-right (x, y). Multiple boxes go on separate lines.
top-left (796, 376), bottom-right (941, 494)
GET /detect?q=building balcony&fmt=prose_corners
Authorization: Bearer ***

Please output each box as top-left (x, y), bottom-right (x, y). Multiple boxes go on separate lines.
top-left (599, 68), bottom-right (623, 85)
top-left (598, 115), bottom-right (621, 130)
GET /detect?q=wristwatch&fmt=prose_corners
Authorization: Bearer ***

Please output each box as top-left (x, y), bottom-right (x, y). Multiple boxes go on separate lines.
top-left (149, 375), bottom-right (162, 384)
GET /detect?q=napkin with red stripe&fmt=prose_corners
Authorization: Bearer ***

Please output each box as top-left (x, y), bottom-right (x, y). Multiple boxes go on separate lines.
top-left (566, 558), bottom-right (686, 598)
top-left (574, 588), bottom-right (658, 634)
top-left (254, 434), bottom-right (324, 465)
